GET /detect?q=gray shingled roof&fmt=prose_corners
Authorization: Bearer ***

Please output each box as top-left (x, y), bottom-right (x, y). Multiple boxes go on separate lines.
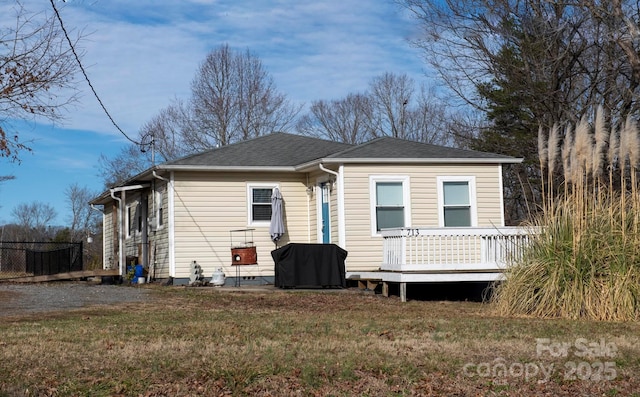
top-left (326, 136), bottom-right (514, 160)
top-left (164, 132), bottom-right (353, 167)
top-left (90, 133), bottom-right (520, 204)
top-left (164, 133), bottom-right (518, 169)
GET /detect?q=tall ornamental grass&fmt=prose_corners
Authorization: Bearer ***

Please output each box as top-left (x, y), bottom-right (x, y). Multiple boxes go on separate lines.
top-left (492, 107), bottom-right (640, 321)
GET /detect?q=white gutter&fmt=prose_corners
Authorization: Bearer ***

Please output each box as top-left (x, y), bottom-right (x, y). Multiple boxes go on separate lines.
top-left (159, 165), bottom-right (296, 172)
top-left (319, 157), bottom-right (524, 165)
top-left (319, 163), bottom-right (346, 249)
top-left (110, 184), bottom-right (149, 193)
top-left (153, 170), bottom-right (175, 278)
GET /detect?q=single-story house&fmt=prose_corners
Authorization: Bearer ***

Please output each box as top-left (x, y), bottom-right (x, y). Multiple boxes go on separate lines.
top-left (90, 132), bottom-right (524, 290)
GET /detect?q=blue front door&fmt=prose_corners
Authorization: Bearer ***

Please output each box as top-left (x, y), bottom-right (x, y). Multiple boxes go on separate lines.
top-left (321, 183), bottom-right (330, 243)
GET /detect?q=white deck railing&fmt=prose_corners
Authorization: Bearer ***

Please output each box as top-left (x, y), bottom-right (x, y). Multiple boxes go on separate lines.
top-left (381, 227), bottom-right (534, 272)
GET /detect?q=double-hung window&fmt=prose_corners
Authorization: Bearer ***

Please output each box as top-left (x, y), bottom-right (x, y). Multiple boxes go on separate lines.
top-left (370, 176), bottom-right (411, 235)
top-left (155, 188), bottom-right (164, 229)
top-left (247, 184), bottom-right (278, 225)
top-left (136, 203), bottom-right (142, 233)
top-left (437, 176), bottom-right (476, 227)
top-left (126, 206), bottom-right (133, 238)
top-left (127, 203), bottom-right (142, 237)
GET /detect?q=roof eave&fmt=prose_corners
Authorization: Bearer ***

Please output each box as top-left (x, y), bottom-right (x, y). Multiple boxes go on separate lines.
top-left (320, 157), bottom-right (524, 164)
top-left (157, 164), bottom-right (298, 172)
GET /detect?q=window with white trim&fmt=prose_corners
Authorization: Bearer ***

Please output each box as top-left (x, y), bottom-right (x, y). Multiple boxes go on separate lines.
top-left (370, 176), bottom-right (411, 235)
top-left (247, 184), bottom-right (278, 225)
top-left (437, 176), bottom-right (476, 227)
top-left (155, 188), bottom-right (164, 229)
top-left (126, 205), bottom-right (133, 238)
top-left (136, 203), bottom-right (142, 233)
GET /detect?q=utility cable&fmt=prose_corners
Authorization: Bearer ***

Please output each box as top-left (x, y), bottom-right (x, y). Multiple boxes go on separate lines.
top-left (49, 0), bottom-right (142, 146)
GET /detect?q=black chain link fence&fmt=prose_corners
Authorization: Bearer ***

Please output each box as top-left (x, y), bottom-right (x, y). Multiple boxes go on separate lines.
top-left (0, 242), bottom-right (83, 279)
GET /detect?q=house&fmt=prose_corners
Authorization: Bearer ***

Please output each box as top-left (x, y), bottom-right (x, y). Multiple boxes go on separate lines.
top-left (90, 132), bottom-right (523, 293)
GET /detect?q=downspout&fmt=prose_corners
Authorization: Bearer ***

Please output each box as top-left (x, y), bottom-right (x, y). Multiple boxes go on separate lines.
top-left (319, 163), bottom-right (346, 249)
top-left (153, 170), bottom-right (175, 278)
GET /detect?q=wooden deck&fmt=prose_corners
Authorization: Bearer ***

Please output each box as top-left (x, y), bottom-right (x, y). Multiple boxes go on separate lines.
top-left (3, 269), bottom-right (120, 283)
top-left (348, 226), bottom-right (534, 302)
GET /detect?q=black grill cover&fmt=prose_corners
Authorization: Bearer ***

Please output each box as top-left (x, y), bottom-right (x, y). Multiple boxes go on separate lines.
top-left (271, 243), bottom-right (347, 288)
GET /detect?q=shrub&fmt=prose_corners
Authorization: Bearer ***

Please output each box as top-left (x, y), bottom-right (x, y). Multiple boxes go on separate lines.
top-left (492, 108), bottom-right (640, 321)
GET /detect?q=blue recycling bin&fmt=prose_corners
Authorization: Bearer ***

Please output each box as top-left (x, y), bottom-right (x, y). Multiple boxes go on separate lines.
top-left (134, 264), bottom-right (144, 283)
top-left (127, 264), bottom-right (144, 283)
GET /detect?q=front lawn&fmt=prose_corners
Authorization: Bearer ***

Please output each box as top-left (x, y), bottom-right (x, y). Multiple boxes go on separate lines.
top-left (1, 286), bottom-right (638, 396)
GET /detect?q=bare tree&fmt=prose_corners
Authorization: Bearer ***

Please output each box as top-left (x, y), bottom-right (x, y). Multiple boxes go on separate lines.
top-left (296, 93), bottom-right (373, 144)
top-left (188, 44), bottom-right (301, 147)
top-left (99, 44), bottom-right (301, 186)
top-left (65, 183), bottom-right (100, 242)
top-left (401, 84), bottom-right (451, 145)
top-left (97, 145), bottom-right (149, 188)
top-left (296, 72), bottom-right (451, 145)
top-left (367, 72), bottom-right (415, 138)
top-left (0, 2), bottom-right (79, 160)
top-left (401, 0), bottom-right (640, 222)
top-left (138, 99), bottom-right (192, 162)
top-left (402, 0), bottom-right (640, 125)
top-left (11, 201), bottom-right (57, 240)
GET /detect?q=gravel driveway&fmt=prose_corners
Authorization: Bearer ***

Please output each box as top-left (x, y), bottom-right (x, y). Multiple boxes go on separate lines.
top-left (0, 282), bottom-right (152, 317)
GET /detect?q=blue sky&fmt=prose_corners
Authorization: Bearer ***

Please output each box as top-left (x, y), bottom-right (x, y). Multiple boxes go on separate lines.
top-left (0, 0), bottom-right (430, 225)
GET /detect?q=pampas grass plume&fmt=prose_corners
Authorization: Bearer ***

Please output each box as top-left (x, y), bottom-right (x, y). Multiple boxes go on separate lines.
top-left (562, 125), bottom-right (573, 184)
top-left (593, 106), bottom-right (608, 178)
top-left (608, 126), bottom-right (619, 169)
top-left (574, 116), bottom-right (592, 177)
top-left (538, 126), bottom-right (548, 170)
top-left (548, 124), bottom-right (559, 175)
top-left (626, 115), bottom-right (640, 170)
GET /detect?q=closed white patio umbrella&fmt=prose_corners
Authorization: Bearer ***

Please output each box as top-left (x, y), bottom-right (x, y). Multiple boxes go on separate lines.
top-left (269, 187), bottom-right (285, 245)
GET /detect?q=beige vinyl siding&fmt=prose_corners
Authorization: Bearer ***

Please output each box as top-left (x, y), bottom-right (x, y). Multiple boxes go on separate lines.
top-left (307, 169), bottom-right (336, 243)
top-left (172, 171), bottom-right (311, 279)
top-left (149, 181), bottom-right (170, 278)
top-left (102, 203), bottom-right (117, 270)
top-left (330, 184), bottom-right (339, 244)
top-left (306, 170), bottom-right (323, 243)
top-left (342, 163), bottom-right (504, 272)
top-left (123, 193), bottom-right (141, 264)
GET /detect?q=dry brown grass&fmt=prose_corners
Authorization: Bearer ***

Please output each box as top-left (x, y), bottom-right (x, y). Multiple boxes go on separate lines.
top-left (1, 286), bottom-right (639, 396)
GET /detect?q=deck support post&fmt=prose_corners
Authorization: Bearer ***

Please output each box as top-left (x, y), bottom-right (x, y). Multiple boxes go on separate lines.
top-left (382, 282), bottom-right (389, 297)
top-left (400, 282), bottom-right (407, 302)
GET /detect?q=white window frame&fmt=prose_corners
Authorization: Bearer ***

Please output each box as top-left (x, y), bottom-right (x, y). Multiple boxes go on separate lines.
top-left (436, 176), bottom-right (477, 227)
top-left (126, 204), bottom-right (133, 238)
top-left (247, 183), bottom-right (279, 226)
top-left (136, 202), bottom-right (142, 234)
top-left (369, 175), bottom-right (411, 236)
top-left (154, 187), bottom-right (165, 230)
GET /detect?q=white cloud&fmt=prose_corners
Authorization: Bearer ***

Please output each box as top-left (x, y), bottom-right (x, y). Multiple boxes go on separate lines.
top-left (4, 0), bottom-right (428, 136)
top-left (0, 0), bottom-right (432, 224)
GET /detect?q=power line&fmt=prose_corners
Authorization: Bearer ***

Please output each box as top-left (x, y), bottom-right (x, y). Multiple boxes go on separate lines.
top-left (49, 0), bottom-right (142, 146)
